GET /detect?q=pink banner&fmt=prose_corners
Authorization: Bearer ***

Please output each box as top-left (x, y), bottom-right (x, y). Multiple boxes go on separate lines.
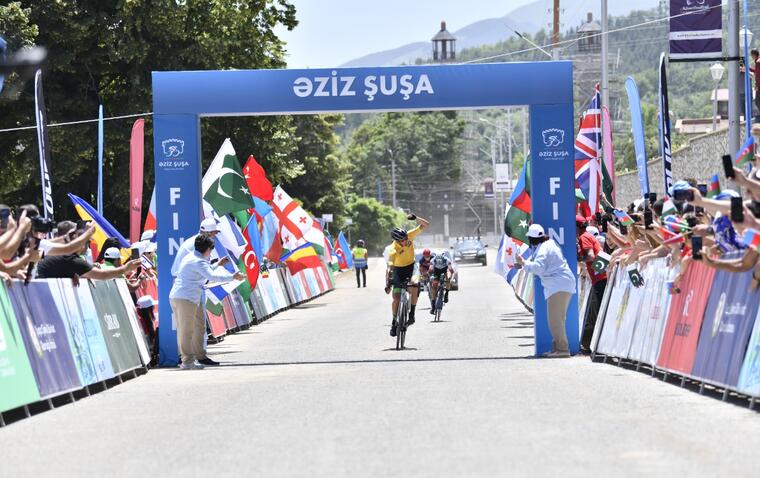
top-left (129, 119), bottom-right (145, 243)
top-left (602, 106), bottom-right (616, 204)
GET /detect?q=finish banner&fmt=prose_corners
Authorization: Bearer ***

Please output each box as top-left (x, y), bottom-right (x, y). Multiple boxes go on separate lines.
top-left (657, 261), bottom-right (715, 373)
top-left (0, 283), bottom-right (40, 413)
top-left (8, 283), bottom-right (81, 398)
top-left (669, 0), bottom-right (722, 61)
top-left (692, 266), bottom-right (760, 387)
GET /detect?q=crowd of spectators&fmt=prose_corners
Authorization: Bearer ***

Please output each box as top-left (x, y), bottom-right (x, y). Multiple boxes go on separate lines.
top-left (0, 202), bottom-right (160, 361)
top-left (576, 132), bottom-right (760, 353)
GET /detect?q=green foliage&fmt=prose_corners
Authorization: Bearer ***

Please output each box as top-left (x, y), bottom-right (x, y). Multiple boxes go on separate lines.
top-left (286, 114), bottom-right (351, 219)
top-left (345, 196), bottom-right (407, 255)
top-left (344, 111), bottom-right (464, 207)
top-left (0, 0), bottom-right (305, 230)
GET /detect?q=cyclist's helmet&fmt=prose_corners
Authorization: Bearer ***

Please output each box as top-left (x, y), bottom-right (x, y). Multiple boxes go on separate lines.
top-left (423, 248), bottom-right (431, 257)
top-left (391, 227), bottom-right (408, 242)
top-left (357, 239), bottom-right (365, 247)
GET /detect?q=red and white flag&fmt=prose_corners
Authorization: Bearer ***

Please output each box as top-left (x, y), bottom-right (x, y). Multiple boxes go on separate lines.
top-left (272, 185), bottom-right (313, 244)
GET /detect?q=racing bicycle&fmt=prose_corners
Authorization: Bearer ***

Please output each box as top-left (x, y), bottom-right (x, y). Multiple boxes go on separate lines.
top-left (394, 281), bottom-right (412, 350)
top-left (432, 277), bottom-right (447, 323)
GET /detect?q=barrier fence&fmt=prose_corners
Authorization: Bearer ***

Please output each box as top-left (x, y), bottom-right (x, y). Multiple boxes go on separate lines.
top-left (0, 262), bottom-right (335, 422)
top-left (590, 254), bottom-right (760, 404)
top-left (505, 254), bottom-right (760, 404)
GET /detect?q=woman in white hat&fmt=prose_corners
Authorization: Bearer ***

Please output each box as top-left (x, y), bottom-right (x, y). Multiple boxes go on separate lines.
top-left (515, 224), bottom-right (576, 358)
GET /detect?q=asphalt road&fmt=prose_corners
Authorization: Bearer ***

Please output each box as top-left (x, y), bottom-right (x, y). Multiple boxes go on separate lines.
top-left (1, 255), bottom-right (759, 477)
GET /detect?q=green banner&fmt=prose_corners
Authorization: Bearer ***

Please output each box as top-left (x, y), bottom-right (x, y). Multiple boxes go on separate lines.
top-left (89, 280), bottom-right (142, 374)
top-left (0, 283), bottom-right (40, 413)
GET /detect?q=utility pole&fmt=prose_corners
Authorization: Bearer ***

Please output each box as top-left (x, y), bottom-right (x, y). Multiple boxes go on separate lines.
top-left (490, 137), bottom-right (498, 236)
top-left (728, 0), bottom-right (741, 155)
top-left (389, 148), bottom-right (397, 209)
top-left (552, 0), bottom-right (560, 60)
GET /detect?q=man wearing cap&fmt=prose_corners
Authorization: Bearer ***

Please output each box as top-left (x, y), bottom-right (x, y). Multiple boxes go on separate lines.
top-left (515, 224), bottom-right (576, 358)
top-left (170, 218), bottom-right (225, 277)
top-left (576, 215), bottom-right (606, 353)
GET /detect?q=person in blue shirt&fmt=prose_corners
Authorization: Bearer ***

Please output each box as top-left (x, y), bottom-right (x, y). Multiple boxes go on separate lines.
top-left (515, 224), bottom-right (576, 358)
top-left (169, 235), bottom-right (244, 370)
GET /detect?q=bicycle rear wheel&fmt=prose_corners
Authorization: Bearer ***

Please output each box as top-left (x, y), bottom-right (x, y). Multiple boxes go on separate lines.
top-left (395, 296), bottom-right (405, 350)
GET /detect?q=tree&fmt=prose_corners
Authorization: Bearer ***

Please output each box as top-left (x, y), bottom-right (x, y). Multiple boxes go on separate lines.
top-left (286, 114), bottom-right (351, 220)
top-left (0, 1), bottom-right (300, 231)
top-left (346, 197), bottom-right (407, 255)
top-left (345, 111), bottom-right (464, 210)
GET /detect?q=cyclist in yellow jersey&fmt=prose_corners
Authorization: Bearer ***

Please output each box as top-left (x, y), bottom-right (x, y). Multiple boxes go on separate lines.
top-left (385, 214), bottom-right (429, 336)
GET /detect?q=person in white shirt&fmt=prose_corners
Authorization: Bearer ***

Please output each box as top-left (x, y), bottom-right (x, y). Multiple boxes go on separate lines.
top-left (170, 218), bottom-right (225, 276)
top-left (515, 224), bottom-right (576, 358)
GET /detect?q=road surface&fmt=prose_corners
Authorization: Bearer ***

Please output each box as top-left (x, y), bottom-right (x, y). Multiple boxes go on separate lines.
top-left (1, 255), bottom-right (759, 477)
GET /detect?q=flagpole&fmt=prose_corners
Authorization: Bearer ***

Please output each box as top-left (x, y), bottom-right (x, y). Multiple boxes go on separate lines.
top-left (97, 104), bottom-right (104, 215)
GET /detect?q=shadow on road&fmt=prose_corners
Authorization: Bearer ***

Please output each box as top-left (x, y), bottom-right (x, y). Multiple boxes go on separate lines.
top-left (215, 355), bottom-right (536, 369)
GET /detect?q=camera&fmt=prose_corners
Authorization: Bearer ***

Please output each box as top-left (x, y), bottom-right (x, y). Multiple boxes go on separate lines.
top-left (76, 219), bottom-right (91, 230)
top-left (31, 216), bottom-right (55, 234)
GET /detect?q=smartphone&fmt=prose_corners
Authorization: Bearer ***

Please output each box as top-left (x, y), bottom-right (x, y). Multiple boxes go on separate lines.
top-left (731, 197), bottom-right (744, 223)
top-left (673, 189), bottom-right (694, 202)
top-left (130, 248), bottom-right (140, 261)
top-left (691, 236), bottom-right (703, 260)
top-left (0, 208), bottom-right (9, 229)
top-left (644, 209), bottom-right (653, 228)
top-left (697, 184), bottom-right (708, 197)
top-left (76, 219), bottom-right (91, 230)
top-left (619, 224), bottom-right (628, 235)
top-left (648, 192), bottom-right (657, 205)
top-left (723, 154), bottom-right (735, 179)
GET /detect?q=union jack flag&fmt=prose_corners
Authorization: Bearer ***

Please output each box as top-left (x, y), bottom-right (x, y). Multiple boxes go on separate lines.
top-left (574, 84), bottom-right (602, 214)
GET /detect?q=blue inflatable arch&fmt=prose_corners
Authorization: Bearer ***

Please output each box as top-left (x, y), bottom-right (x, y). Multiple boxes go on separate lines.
top-left (152, 62), bottom-right (578, 365)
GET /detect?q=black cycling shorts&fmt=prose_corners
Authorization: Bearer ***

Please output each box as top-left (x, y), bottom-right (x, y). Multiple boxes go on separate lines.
top-left (431, 267), bottom-right (448, 282)
top-left (392, 263), bottom-right (415, 288)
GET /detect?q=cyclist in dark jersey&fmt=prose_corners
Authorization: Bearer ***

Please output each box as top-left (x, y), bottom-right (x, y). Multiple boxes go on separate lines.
top-left (429, 251), bottom-right (453, 313)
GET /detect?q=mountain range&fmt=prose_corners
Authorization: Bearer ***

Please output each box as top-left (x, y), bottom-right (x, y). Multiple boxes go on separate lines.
top-left (341, 0), bottom-right (661, 67)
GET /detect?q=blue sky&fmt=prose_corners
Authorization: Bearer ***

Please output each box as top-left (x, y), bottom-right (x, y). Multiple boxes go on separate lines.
top-left (276, 0), bottom-right (537, 69)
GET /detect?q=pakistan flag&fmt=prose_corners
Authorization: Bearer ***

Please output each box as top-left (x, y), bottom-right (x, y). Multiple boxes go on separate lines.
top-left (504, 159), bottom-right (531, 244)
top-left (202, 139), bottom-right (254, 215)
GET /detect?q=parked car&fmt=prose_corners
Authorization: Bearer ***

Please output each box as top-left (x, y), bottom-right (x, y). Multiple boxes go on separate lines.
top-left (415, 249), bottom-right (459, 291)
top-left (452, 239), bottom-right (487, 266)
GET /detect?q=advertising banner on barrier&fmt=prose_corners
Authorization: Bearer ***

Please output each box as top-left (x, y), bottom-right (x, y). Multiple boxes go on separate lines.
top-left (596, 268), bottom-right (632, 356)
top-left (229, 292), bottom-right (251, 328)
top-left (691, 267), bottom-right (760, 386)
top-left (48, 280), bottom-right (100, 386)
top-left (628, 259), bottom-right (674, 364)
top-left (205, 301), bottom-right (227, 338)
top-left (0, 283), bottom-right (40, 413)
top-left (250, 285), bottom-right (265, 320)
top-left (657, 261), bottom-right (715, 373)
top-left (591, 267), bottom-right (617, 352)
top-left (221, 297), bottom-right (237, 331)
top-left (70, 281), bottom-right (115, 382)
top-left (8, 283), bottom-right (81, 398)
top-left (737, 308), bottom-right (760, 397)
top-left (89, 280), bottom-right (142, 373)
top-left (114, 280), bottom-right (152, 365)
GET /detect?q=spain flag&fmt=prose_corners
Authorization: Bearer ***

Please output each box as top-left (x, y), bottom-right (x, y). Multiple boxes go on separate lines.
top-left (280, 243), bottom-right (322, 274)
top-left (68, 193), bottom-right (131, 257)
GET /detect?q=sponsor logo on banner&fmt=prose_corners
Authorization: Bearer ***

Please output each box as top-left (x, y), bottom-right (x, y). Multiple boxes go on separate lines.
top-left (712, 292), bottom-right (726, 337)
top-left (158, 138), bottom-right (189, 171)
top-left (538, 128), bottom-right (570, 160)
top-left (292, 72), bottom-right (434, 102)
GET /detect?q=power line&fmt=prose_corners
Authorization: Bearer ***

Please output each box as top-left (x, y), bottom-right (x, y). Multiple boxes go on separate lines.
top-left (0, 112), bottom-right (152, 134)
top-left (463, 2), bottom-right (726, 64)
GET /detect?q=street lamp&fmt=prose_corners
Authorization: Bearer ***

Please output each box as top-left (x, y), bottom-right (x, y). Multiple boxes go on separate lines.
top-left (710, 62), bottom-right (726, 131)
